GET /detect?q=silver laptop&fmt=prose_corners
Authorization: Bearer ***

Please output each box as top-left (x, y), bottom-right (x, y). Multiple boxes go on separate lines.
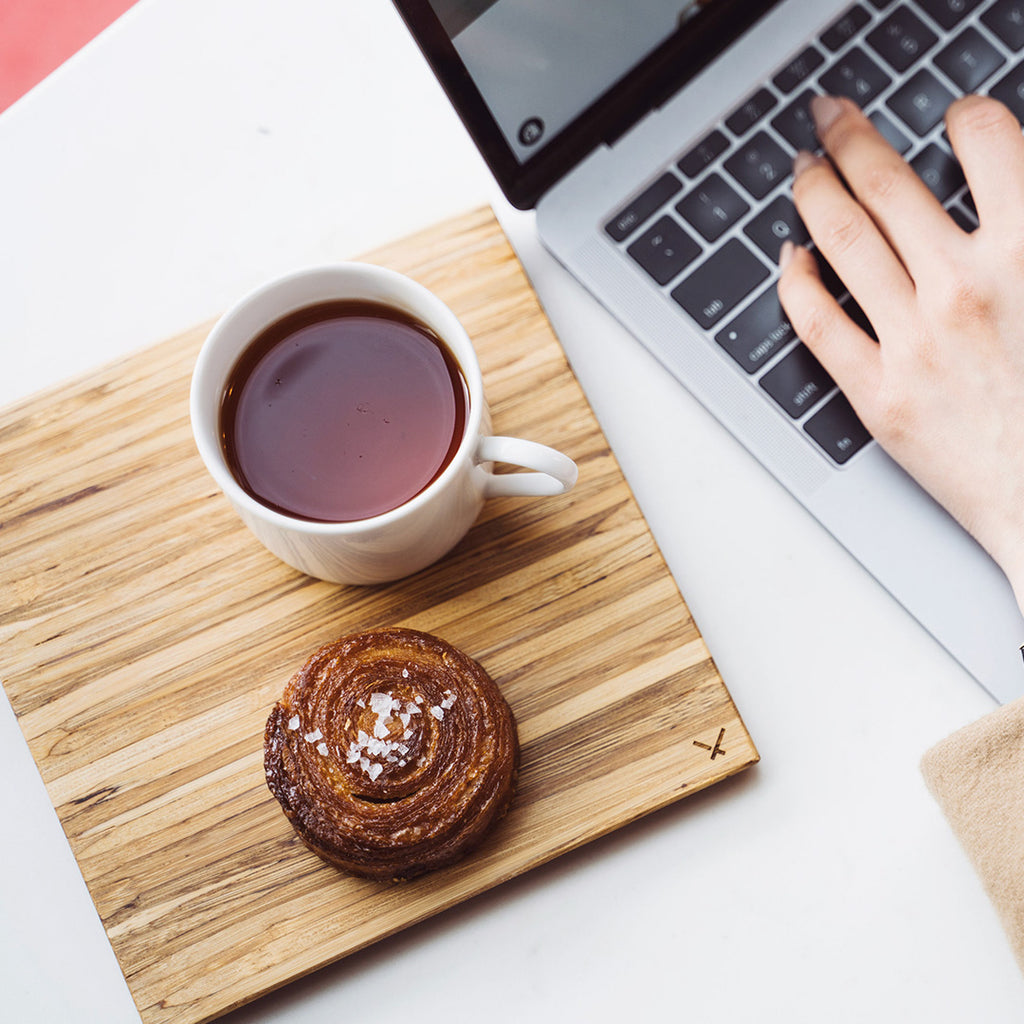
top-left (392, 0), bottom-right (1024, 703)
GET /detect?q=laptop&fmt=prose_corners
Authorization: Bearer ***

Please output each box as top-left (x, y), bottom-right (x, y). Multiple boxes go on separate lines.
top-left (391, 0), bottom-right (1024, 704)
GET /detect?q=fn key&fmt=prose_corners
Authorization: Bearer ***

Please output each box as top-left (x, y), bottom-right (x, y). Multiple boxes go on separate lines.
top-left (670, 239), bottom-right (769, 329)
top-left (804, 393), bottom-right (872, 464)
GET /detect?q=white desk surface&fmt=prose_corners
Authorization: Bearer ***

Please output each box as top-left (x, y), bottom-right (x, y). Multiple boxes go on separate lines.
top-left (1, 2), bottom-right (1019, 1020)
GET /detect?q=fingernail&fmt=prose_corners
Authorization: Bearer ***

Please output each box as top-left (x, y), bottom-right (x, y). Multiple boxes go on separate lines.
top-left (793, 149), bottom-right (818, 177)
top-left (810, 94), bottom-right (845, 135)
top-left (779, 240), bottom-right (795, 272)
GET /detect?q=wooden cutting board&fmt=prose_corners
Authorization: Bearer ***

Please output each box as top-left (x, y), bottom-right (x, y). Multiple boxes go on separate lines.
top-left (0, 207), bottom-right (757, 1024)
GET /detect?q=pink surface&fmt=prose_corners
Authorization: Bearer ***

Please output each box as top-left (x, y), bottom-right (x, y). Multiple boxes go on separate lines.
top-left (0, 0), bottom-right (137, 112)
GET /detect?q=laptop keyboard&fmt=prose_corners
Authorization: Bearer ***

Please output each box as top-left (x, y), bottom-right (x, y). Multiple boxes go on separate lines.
top-left (603, 0), bottom-right (1024, 466)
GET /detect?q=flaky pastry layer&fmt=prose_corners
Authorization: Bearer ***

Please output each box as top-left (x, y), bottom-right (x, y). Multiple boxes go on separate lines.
top-left (264, 627), bottom-right (518, 880)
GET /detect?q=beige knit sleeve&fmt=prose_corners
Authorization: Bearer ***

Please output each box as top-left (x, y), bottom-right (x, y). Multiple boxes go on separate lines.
top-left (921, 696), bottom-right (1024, 974)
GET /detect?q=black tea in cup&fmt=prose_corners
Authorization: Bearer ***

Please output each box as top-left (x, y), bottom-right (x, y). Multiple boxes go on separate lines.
top-left (219, 300), bottom-right (468, 523)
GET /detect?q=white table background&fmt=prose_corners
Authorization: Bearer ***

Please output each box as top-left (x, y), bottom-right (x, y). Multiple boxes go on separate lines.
top-left (0, 1), bottom-right (1018, 1020)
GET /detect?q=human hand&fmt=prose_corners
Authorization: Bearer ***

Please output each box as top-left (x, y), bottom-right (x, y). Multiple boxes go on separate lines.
top-left (778, 93), bottom-right (1024, 614)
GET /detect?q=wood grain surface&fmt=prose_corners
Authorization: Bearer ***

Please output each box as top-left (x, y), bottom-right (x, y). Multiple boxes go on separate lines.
top-left (0, 207), bottom-right (758, 1024)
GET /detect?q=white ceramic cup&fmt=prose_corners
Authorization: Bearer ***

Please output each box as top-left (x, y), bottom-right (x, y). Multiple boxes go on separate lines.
top-left (189, 263), bottom-right (578, 584)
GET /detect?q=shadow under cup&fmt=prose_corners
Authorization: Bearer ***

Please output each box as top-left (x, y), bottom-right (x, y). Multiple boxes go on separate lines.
top-left (189, 264), bottom-right (576, 585)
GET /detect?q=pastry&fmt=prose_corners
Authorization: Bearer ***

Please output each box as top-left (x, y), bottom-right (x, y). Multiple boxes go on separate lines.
top-left (264, 627), bottom-right (519, 880)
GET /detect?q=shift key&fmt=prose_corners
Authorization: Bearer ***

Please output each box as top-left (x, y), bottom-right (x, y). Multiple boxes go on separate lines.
top-left (671, 239), bottom-right (769, 329)
top-left (759, 342), bottom-right (834, 417)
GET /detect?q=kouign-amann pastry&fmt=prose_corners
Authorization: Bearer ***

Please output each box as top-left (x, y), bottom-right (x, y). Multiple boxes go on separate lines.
top-left (264, 627), bottom-right (519, 880)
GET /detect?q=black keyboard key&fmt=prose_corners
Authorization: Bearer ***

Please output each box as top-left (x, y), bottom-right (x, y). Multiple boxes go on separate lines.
top-left (605, 172), bottom-right (682, 242)
top-left (670, 239), bottom-right (770, 329)
top-left (869, 109), bottom-right (912, 153)
top-left (935, 27), bottom-right (1005, 92)
top-left (676, 173), bottom-right (750, 242)
top-left (840, 295), bottom-right (878, 341)
top-left (821, 4), bottom-right (872, 51)
top-left (773, 46), bottom-right (826, 93)
top-left (988, 63), bottom-right (1024, 123)
top-left (813, 248), bottom-right (848, 298)
top-left (771, 89), bottom-right (821, 152)
top-left (887, 68), bottom-right (955, 135)
top-left (982, 0), bottom-right (1024, 52)
top-left (744, 194), bottom-right (811, 261)
top-left (866, 6), bottom-right (939, 73)
top-left (626, 215), bottom-right (701, 285)
top-left (715, 286), bottom-right (795, 373)
top-left (917, 0), bottom-right (983, 31)
top-left (678, 129), bottom-right (729, 178)
top-left (724, 131), bottom-right (792, 200)
top-left (804, 393), bottom-right (872, 463)
top-left (759, 343), bottom-right (835, 417)
top-left (911, 143), bottom-right (966, 203)
top-left (726, 87), bottom-right (778, 136)
top-left (948, 203), bottom-right (978, 232)
top-left (819, 46), bottom-right (892, 106)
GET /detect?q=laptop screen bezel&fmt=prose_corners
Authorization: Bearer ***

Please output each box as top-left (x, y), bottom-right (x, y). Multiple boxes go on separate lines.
top-left (391, 0), bottom-right (779, 210)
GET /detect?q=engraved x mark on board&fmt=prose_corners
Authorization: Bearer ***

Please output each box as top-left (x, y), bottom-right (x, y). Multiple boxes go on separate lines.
top-left (693, 727), bottom-right (727, 760)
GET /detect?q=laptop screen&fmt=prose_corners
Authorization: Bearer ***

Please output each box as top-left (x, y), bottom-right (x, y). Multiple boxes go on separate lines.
top-left (392, 0), bottom-right (777, 208)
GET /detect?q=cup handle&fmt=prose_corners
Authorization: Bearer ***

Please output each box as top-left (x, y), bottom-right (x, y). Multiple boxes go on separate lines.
top-left (476, 436), bottom-right (578, 498)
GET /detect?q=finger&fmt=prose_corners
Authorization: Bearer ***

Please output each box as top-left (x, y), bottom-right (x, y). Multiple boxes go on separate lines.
top-left (946, 94), bottom-right (1024, 230)
top-left (791, 149), bottom-right (915, 318)
top-left (777, 242), bottom-right (880, 413)
top-left (810, 95), bottom-right (961, 270)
